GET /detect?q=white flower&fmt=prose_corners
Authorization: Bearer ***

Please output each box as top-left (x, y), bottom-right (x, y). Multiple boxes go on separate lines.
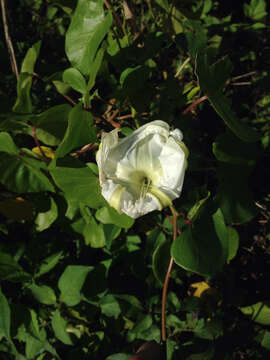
top-left (96, 120), bottom-right (188, 219)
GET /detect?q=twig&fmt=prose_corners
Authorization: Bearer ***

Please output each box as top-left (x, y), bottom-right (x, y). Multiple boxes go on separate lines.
top-left (231, 81), bottom-right (252, 86)
top-left (62, 94), bottom-right (77, 107)
top-left (175, 57), bottom-right (191, 78)
top-left (117, 112), bottom-right (149, 120)
top-left (104, 0), bottom-right (123, 30)
top-left (1, 0), bottom-right (19, 80)
top-left (161, 205), bottom-right (178, 342)
top-left (231, 71), bottom-right (257, 81)
top-left (182, 95), bottom-right (208, 116)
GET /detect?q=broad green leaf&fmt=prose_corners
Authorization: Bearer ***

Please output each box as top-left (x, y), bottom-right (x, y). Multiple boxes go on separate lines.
top-left (100, 295), bottom-right (121, 318)
top-left (95, 206), bottom-right (134, 229)
top-left (63, 68), bottom-right (87, 94)
top-left (217, 164), bottom-right (257, 224)
top-left (31, 105), bottom-right (71, 146)
top-left (56, 104), bottom-right (97, 158)
top-left (65, 0), bottom-right (112, 75)
top-left (35, 197), bottom-right (58, 232)
top-left (13, 41), bottom-right (41, 113)
top-left (51, 310), bottom-right (73, 345)
top-left (0, 252), bottom-right (31, 283)
top-left (240, 302), bottom-right (270, 325)
top-left (0, 153), bottom-right (54, 193)
top-left (261, 331), bottom-right (270, 350)
top-left (171, 206), bottom-right (228, 276)
top-left (25, 335), bottom-right (44, 359)
top-left (28, 284), bottom-right (56, 305)
top-left (35, 252), bottom-right (63, 278)
top-left (58, 265), bottom-right (93, 306)
top-left (197, 53), bottom-right (260, 142)
top-left (83, 216), bottom-right (106, 248)
top-left (227, 227), bottom-right (239, 263)
top-left (0, 132), bottom-right (18, 154)
top-left (152, 232), bottom-right (170, 285)
top-left (50, 162), bottom-right (105, 208)
top-left (0, 288), bottom-right (11, 339)
top-left (213, 132), bottom-right (260, 166)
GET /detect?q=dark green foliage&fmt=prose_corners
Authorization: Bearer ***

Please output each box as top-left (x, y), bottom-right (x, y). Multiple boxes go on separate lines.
top-left (0, 0), bottom-right (270, 359)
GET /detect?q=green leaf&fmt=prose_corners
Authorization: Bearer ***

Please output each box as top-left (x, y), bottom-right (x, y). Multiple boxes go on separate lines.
top-left (261, 331), bottom-right (270, 350)
top-left (83, 215), bottom-right (106, 248)
top-left (239, 302), bottom-right (270, 325)
top-left (217, 164), bottom-right (257, 224)
top-left (25, 335), bottom-right (44, 359)
top-left (132, 315), bottom-right (153, 335)
top-left (95, 206), bottom-right (134, 229)
top-left (21, 40), bottom-right (42, 74)
top-left (185, 20), bottom-right (207, 59)
top-left (187, 191), bottom-right (210, 221)
top-left (213, 132), bottom-right (260, 166)
top-left (50, 161), bottom-right (105, 208)
top-left (0, 288), bottom-right (11, 339)
top-left (106, 354), bottom-right (131, 360)
top-left (53, 80), bottom-right (71, 96)
top-left (244, 0), bottom-right (267, 20)
top-left (196, 53), bottom-right (260, 142)
top-left (227, 227), bottom-right (239, 263)
top-left (28, 284), bottom-right (56, 305)
top-left (12, 73), bottom-right (33, 114)
top-left (171, 206), bottom-right (228, 276)
top-left (31, 105), bottom-right (72, 146)
top-left (56, 104), bottom-right (97, 158)
top-left (13, 41), bottom-right (41, 113)
top-left (0, 252), bottom-right (31, 283)
top-left (0, 153), bottom-right (54, 193)
top-left (35, 196), bottom-right (58, 232)
top-left (86, 48), bottom-right (104, 93)
top-left (0, 132), bottom-right (18, 154)
top-left (65, 0), bottom-right (112, 75)
top-left (152, 232), bottom-right (170, 285)
top-left (51, 310), bottom-right (73, 345)
top-left (100, 295), bottom-right (121, 318)
top-left (58, 265), bottom-right (93, 306)
top-left (35, 252), bottom-right (63, 278)
top-left (63, 68), bottom-right (87, 94)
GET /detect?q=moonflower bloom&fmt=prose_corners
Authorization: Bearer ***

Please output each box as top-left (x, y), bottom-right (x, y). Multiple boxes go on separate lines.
top-left (96, 120), bottom-right (188, 219)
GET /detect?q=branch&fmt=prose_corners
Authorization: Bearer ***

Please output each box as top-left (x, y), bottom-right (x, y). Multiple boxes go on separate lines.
top-left (0, 0), bottom-right (19, 80)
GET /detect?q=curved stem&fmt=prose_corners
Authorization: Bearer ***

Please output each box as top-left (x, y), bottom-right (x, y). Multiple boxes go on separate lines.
top-left (161, 205), bottom-right (178, 342)
top-left (1, 0), bottom-right (19, 80)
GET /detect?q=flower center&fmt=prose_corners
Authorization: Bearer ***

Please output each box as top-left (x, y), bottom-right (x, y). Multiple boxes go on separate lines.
top-left (140, 176), bottom-right (152, 199)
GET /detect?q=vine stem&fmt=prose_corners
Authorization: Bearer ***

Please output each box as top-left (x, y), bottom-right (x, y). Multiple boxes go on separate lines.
top-left (32, 126), bottom-right (48, 160)
top-left (1, 0), bottom-right (19, 80)
top-left (161, 205), bottom-right (178, 342)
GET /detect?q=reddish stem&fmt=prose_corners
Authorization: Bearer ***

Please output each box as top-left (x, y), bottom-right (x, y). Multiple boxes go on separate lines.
top-left (32, 126), bottom-right (47, 159)
top-left (182, 95), bottom-right (208, 115)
